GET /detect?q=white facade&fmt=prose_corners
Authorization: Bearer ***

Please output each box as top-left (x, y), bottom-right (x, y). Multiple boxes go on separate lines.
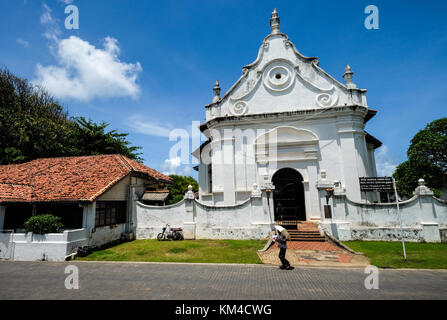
top-left (194, 9), bottom-right (379, 222)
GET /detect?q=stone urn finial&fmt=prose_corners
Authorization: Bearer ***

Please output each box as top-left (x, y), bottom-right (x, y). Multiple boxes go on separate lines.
top-left (343, 64), bottom-right (357, 89)
top-left (212, 80), bottom-right (221, 103)
top-left (413, 178), bottom-right (434, 196)
top-left (270, 8), bottom-right (280, 34)
top-left (184, 185), bottom-right (195, 200)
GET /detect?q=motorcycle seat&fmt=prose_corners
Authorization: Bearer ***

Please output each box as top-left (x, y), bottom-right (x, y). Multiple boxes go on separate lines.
top-left (170, 228), bottom-right (183, 231)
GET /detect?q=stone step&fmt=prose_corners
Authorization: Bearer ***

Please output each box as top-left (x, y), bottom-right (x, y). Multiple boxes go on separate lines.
top-left (279, 222), bottom-right (326, 242)
top-left (288, 227), bottom-right (326, 242)
top-left (288, 231), bottom-right (321, 235)
top-left (290, 234), bottom-right (323, 238)
top-left (290, 238), bottom-right (326, 242)
top-left (289, 230), bottom-right (320, 234)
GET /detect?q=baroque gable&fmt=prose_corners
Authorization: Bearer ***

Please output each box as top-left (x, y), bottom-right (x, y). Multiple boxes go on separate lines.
top-left (206, 10), bottom-right (368, 121)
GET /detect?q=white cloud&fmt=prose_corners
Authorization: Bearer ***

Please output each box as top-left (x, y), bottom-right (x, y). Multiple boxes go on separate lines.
top-left (376, 145), bottom-right (398, 177)
top-left (40, 3), bottom-right (60, 41)
top-left (127, 115), bottom-right (172, 137)
top-left (160, 157), bottom-right (194, 176)
top-left (35, 3), bottom-right (142, 101)
top-left (34, 36), bottom-right (142, 101)
top-left (16, 38), bottom-right (30, 48)
top-left (40, 4), bottom-right (54, 24)
top-left (160, 157), bottom-right (182, 175)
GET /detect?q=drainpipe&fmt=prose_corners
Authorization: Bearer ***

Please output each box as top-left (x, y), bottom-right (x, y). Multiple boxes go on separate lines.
top-left (126, 184), bottom-right (134, 237)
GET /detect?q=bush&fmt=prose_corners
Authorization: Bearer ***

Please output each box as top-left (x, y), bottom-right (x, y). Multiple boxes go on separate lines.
top-left (169, 194), bottom-right (184, 205)
top-left (23, 214), bottom-right (64, 234)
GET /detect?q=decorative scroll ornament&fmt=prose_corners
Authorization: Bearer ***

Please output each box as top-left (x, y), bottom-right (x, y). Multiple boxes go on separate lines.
top-left (230, 77), bottom-right (260, 101)
top-left (315, 93), bottom-right (339, 108)
top-left (230, 101), bottom-right (248, 116)
top-left (210, 105), bottom-right (218, 117)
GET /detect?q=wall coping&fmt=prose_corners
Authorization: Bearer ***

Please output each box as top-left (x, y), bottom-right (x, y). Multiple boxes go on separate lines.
top-left (339, 194), bottom-right (421, 207)
top-left (136, 199), bottom-right (185, 209)
top-left (194, 197), bottom-right (252, 209)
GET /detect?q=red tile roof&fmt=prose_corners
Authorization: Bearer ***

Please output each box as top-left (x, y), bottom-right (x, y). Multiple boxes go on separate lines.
top-left (0, 155), bottom-right (171, 203)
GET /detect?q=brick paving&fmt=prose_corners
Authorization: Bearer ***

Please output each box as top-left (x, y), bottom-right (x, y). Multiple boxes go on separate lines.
top-left (0, 261), bottom-right (446, 300)
top-left (258, 247), bottom-right (368, 266)
top-left (263, 221), bottom-right (367, 266)
top-left (275, 241), bottom-right (342, 251)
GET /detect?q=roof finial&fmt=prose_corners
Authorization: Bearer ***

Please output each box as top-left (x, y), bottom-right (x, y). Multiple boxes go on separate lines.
top-left (212, 80), bottom-right (221, 103)
top-left (270, 8), bottom-right (280, 34)
top-left (343, 64), bottom-right (357, 89)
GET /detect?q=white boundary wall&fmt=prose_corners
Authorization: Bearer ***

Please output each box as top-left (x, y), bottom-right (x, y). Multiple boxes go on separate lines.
top-left (320, 184), bottom-right (447, 242)
top-left (135, 193), bottom-right (272, 240)
top-left (136, 182), bottom-right (447, 243)
top-left (0, 229), bottom-right (88, 261)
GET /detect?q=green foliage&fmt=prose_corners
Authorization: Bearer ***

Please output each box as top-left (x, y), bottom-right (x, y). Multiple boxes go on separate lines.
top-left (0, 68), bottom-right (142, 164)
top-left (393, 118), bottom-right (447, 198)
top-left (407, 118), bottom-right (447, 169)
top-left (168, 194), bottom-right (184, 205)
top-left (23, 214), bottom-right (64, 234)
top-left (394, 160), bottom-right (444, 198)
top-left (167, 175), bottom-right (199, 204)
top-left (68, 117), bottom-right (142, 161)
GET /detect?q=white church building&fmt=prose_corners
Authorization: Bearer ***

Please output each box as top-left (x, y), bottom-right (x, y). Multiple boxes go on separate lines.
top-left (135, 9), bottom-right (446, 243)
top-left (195, 8), bottom-right (379, 214)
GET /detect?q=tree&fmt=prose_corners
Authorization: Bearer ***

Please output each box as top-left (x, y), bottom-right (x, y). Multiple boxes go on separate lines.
top-left (68, 117), bottom-right (142, 161)
top-left (167, 175), bottom-right (198, 204)
top-left (0, 68), bottom-right (141, 164)
top-left (393, 118), bottom-right (447, 198)
top-left (0, 69), bottom-right (71, 164)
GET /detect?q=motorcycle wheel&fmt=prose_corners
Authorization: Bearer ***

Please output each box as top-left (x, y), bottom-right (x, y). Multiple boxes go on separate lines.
top-left (173, 233), bottom-right (181, 241)
top-left (157, 233), bottom-right (165, 241)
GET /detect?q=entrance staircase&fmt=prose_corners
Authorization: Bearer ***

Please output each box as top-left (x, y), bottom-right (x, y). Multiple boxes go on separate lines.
top-left (287, 221), bottom-right (326, 242)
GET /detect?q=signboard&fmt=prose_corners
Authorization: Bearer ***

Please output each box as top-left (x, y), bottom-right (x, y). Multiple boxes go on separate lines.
top-left (359, 177), bottom-right (394, 192)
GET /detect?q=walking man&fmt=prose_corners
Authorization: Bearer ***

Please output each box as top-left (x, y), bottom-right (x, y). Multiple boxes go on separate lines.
top-left (274, 226), bottom-right (294, 270)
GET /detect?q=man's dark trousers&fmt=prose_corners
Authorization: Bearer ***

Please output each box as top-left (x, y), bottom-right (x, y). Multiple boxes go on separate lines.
top-left (279, 247), bottom-right (290, 267)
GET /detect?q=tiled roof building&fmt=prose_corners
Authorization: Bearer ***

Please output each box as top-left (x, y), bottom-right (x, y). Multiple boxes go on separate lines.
top-left (0, 154), bottom-right (171, 203)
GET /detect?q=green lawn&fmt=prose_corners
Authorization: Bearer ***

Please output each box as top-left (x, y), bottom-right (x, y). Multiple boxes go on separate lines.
top-left (77, 239), bottom-right (265, 264)
top-left (344, 241), bottom-right (447, 269)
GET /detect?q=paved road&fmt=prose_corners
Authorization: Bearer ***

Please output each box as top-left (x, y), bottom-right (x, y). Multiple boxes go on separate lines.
top-left (0, 261), bottom-right (446, 300)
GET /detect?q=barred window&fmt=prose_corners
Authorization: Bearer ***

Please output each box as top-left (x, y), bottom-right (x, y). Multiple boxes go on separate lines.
top-left (95, 201), bottom-right (127, 227)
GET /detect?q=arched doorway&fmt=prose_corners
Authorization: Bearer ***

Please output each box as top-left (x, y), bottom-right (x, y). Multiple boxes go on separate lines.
top-left (272, 168), bottom-right (306, 228)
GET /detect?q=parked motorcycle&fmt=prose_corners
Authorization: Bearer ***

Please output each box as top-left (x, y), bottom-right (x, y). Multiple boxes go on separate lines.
top-left (76, 246), bottom-right (92, 257)
top-left (157, 224), bottom-right (184, 241)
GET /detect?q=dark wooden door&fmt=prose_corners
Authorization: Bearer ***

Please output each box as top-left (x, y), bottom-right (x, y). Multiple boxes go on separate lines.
top-left (272, 168), bottom-right (306, 228)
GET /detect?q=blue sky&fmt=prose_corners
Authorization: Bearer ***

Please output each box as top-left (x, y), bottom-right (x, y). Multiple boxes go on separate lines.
top-left (1, 0), bottom-right (446, 178)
